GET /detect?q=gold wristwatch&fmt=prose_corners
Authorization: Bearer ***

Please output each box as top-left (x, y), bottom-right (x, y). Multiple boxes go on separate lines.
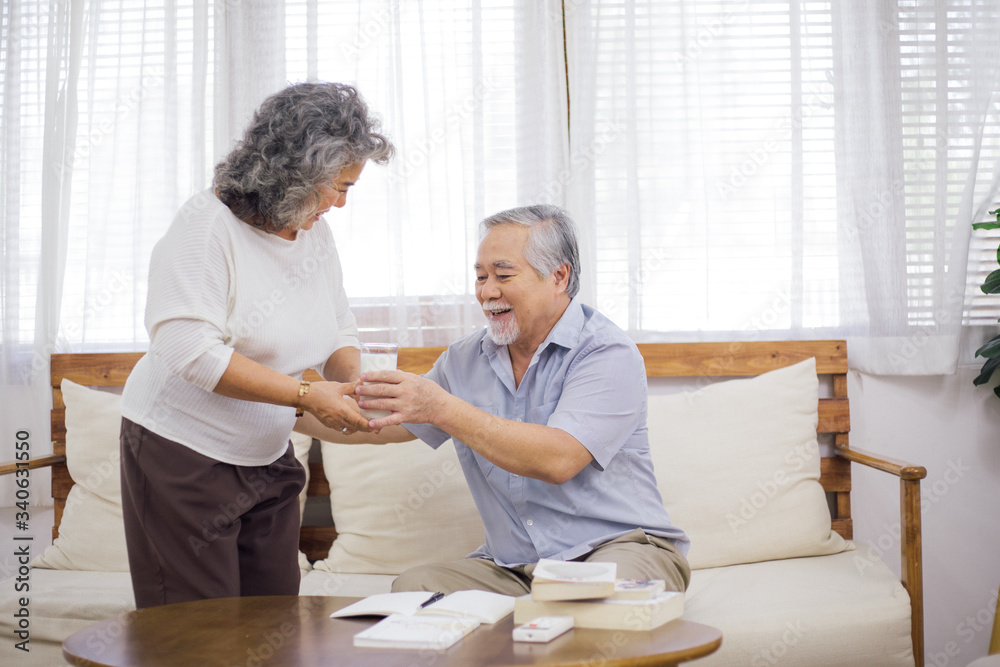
top-left (295, 380), bottom-right (311, 417)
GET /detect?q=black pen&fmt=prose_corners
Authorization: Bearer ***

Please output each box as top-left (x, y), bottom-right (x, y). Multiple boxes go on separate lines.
top-left (419, 592), bottom-right (445, 608)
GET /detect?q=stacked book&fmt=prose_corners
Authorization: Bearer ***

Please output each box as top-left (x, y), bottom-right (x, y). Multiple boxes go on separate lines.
top-left (514, 559), bottom-right (684, 631)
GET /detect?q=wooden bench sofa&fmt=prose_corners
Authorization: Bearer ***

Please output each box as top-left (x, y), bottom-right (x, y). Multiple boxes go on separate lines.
top-left (0, 340), bottom-right (925, 666)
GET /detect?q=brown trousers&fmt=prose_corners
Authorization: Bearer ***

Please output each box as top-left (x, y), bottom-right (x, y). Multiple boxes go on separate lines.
top-left (391, 528), bottom-right (691, 596)
top-left (120, 418), bottom-right (305, 609)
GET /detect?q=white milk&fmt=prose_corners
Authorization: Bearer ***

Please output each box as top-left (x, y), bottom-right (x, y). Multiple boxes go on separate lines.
top-left (360, 346), bottom-right (397, 419)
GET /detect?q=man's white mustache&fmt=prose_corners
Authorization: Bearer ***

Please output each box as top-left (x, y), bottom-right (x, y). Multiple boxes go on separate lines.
top-left (483, 301), bottom-right (513, 314)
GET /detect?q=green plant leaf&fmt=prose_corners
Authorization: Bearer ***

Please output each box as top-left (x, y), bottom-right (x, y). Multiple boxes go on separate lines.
top-left (989, 207), bottom-right (999, 216)
top-left (973, 356), bottom-right (1000, 386)
top-left (982, 269), bottom-right (1000, 294)
top-left (973, 222), bottom-right (1000, 230)
top-left (975, 335), bottom-right (1000, 358)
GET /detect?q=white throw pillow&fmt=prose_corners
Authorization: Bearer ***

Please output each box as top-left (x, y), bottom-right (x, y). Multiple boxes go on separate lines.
top-left (33, 379), bottom-right (317, 573)
top-left (33, 379), bottom-right (130, 571)
top-left (648, 357), bottom-right (849, 569)
top-left (314, 439), bottom-right (485, 575)
top-left (290, 430), bottom-right (314, 572)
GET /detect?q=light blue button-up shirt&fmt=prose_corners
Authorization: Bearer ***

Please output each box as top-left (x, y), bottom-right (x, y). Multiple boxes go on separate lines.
top-left (405, 299), bottom-right (689, 567)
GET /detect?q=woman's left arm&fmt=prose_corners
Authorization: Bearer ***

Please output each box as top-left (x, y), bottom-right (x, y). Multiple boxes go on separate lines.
top-left (215, 351), bottom-right (371, 433)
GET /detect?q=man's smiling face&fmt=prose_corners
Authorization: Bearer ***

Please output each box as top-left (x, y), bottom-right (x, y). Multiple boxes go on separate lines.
top-left (474, 223), bottom-right (566, 348)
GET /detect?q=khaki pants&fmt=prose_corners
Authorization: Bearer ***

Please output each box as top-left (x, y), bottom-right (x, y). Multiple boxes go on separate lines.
top-left (391, 528), bottom-right (690, 596)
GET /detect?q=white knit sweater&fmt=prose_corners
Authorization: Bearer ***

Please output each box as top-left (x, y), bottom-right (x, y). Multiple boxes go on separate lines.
top-left (121, 190), bottom-right (359, 466)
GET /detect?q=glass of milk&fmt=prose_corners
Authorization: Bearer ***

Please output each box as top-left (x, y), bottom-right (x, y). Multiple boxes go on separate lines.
top-left (359, 343), bottom-right (398, 419)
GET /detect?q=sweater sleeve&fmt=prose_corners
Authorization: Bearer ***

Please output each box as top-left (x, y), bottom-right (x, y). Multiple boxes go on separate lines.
top-left (143, 202), bottom-right (236, 390)
top-left (144, 203), bottom-right (234, 341)
top-left (149, 318), bottom-right (234, 391)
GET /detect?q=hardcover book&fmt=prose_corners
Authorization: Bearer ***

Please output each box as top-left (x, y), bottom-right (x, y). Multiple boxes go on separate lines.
top-left (610, 578), bottom-right (666, 600)
top-left (514, 591), bottom-right (685, 631)
top-left (530, 559), bottom-right (617, 601)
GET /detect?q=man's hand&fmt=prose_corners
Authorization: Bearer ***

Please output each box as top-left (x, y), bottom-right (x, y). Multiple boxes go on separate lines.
top-left (300, 381), bottom-right (372, 434)
top-left (354, 370), bottom-right (449, 430)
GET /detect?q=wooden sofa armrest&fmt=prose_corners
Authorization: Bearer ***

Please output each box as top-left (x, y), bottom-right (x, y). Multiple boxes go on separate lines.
top-left (835, 442), bottom-right (926, 667)
top-left (834, 444), bottom-right (927, 480)
top-left (0, 454), bottom-right (66, 476)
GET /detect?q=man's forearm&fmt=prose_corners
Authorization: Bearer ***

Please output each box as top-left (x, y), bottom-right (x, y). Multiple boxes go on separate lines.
top-left (432, 393), bottom-right (592, 484)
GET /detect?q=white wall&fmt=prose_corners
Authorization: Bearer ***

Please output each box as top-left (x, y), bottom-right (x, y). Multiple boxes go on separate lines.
top-left (848, 366), bottom-right (1000, 667)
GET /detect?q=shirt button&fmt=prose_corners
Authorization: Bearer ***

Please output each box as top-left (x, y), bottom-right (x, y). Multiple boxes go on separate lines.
top-left (526, 519), bottom-right (534, 526)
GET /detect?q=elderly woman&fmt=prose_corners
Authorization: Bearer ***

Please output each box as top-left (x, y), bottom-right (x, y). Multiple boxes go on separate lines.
top-left (119, 82), bottom-right (394, 609)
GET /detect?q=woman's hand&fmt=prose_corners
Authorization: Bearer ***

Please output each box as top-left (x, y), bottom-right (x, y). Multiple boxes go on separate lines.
top-left (301, 381), bottom-right (373, 434)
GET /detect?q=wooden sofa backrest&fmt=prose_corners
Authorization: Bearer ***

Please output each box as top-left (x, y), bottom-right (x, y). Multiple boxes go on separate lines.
top-left (47, 339), bottom-right (851, 547)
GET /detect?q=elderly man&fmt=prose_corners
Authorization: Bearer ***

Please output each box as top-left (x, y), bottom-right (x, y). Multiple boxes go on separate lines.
top-left (300, 205), bottom-right (689, 596)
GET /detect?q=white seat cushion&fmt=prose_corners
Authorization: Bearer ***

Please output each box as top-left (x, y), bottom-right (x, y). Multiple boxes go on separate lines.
top-left (683, 550), bottom-right (913, 666)
top-left (0, 569), bottom-right (135, 666)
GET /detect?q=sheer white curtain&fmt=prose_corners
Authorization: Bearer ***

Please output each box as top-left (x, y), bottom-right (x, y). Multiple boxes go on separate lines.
top-left (7, 0), bottom-right (997, 507)
top-left (564, 0), bottom-right (1000, 374)
top-left (0, 0), bottom-right (566, 504)
top-left (285, 0), bottom-right (567, 346)
top-left (2, 1), bottom-right (217, 503)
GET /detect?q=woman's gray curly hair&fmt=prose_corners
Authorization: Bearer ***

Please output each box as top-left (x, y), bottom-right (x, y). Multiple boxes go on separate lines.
top-left (214, 82), bottom-right (394, 233)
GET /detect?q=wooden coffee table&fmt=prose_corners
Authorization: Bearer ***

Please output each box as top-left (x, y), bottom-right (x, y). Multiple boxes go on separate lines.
top-left (63, 595), bottom-right (722, 666)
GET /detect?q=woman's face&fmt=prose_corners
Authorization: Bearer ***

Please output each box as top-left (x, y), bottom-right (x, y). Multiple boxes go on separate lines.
top-left (278, 162), bottom-right (366, 240)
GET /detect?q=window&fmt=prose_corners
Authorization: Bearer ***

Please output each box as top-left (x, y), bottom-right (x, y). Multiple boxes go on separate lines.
top-left (3, 0), bottom-right (997, 372)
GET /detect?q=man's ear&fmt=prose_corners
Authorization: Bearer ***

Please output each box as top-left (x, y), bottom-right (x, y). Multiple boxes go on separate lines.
top-left (552, 263), bottom-right (571, 293)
